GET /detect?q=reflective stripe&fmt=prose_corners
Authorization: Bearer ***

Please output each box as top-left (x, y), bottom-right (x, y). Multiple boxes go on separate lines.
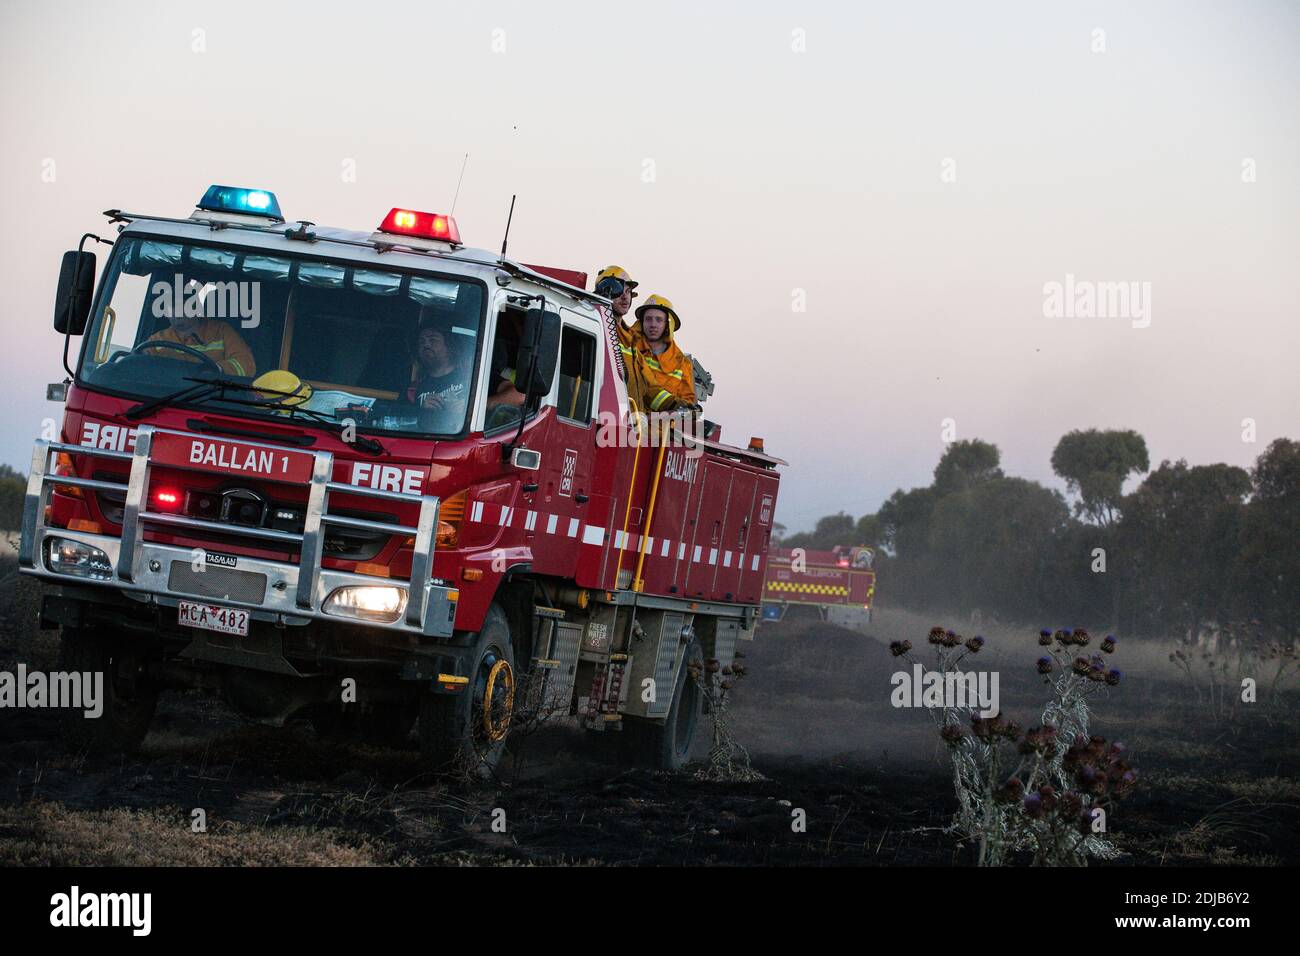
top-left (225, 357), bottom-right (246, 376)
top-left (650, 389), bottom-right (672, 410)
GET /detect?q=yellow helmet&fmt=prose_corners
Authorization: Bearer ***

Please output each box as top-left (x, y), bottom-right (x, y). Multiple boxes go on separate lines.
top-left (594, 265), bottom-right (638, 298)
top-left (252, 370), bottom-right (313, 411)
top-left (634, 293), bottom-right (681, 331)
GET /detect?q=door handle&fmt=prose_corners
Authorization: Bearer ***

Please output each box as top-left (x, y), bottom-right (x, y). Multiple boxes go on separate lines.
top-left (575, 493), bottom-right (589, 504)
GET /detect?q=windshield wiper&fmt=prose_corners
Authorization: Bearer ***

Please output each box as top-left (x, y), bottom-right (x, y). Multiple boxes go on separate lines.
top-left (269, 403), bottom-right (385, 455)
top-left (125, 376), bottom-right (231, 420)
top-left (126, 376), bottom-right (386, 455)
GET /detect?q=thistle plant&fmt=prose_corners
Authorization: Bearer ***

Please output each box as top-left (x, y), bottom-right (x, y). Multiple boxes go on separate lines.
top-left (691, 653), bottom-right (765, 782)
top-left (893, 626), bottom-right (1137, 866)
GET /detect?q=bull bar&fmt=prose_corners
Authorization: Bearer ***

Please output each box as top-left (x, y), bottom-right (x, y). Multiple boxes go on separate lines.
top-left (18, 424), bottom-right (457, 638)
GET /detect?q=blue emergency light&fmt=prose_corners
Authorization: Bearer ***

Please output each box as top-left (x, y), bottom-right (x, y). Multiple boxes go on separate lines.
top-left (196, 184), bottom-right (284, 220)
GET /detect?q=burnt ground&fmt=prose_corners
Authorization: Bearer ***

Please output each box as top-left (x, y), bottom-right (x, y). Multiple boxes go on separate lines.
top-left (1, 558), bottom-right (1297, 866)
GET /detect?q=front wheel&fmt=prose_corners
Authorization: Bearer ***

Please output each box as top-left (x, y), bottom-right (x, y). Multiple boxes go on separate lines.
top-left (58, 628), bottom-right (157, 753)
top-left (418, 604), bottom-right (518, 780)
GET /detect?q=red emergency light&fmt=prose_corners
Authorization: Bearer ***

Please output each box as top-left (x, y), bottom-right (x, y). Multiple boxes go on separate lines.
top-left (153, 488), bottom-right (182, 511)
top-left (377, 208), bottom-right (460, 244)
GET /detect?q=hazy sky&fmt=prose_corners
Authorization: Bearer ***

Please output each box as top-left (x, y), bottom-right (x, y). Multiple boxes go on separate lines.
top-left (2, 0), bottom-right (1296, 532)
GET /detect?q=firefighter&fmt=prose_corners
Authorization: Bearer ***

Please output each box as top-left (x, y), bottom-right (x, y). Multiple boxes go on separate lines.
top-left (594, 265), bottom-right (638, 339)
top-left (147, 307), bottom-right (257, 378)
top-left (406, 313), bottom-right (471, 425)
top-left (594, 265), bottom-right (641, 378)
top-left (630, 294), bottom-right (697, 412)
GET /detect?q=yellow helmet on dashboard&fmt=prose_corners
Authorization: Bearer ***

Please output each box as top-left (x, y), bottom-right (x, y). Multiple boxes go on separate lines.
top-left (252, 370), bottom-right (313, 410)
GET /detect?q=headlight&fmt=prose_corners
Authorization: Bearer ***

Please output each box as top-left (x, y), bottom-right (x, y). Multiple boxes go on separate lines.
top-left (45, 537), bottom-right (113, 581)
top-left (323, 585), bottom-right (407, 624)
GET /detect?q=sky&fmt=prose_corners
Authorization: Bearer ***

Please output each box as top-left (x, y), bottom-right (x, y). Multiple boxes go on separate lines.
top-left (1, 0), bottom-right (1296, 532)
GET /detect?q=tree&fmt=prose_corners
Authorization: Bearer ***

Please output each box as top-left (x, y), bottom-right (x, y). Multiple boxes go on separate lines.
top-left (933, 440), bottom-right (1003, 496)
top-left (1050, 429), bottom-right (1149, 526)
top-left (1231, 439), bottom-right (1300, 632)
top-left (0, 465), bottom-right (24, 532)
top-left (1118, 460), bottom-right (1250, 634)
top-left (926, 477), bottom-right (1074, 618)
top-left (854, 513), bottom-right (883, 549)
top-left (782, 511), bottom-right (856, 552)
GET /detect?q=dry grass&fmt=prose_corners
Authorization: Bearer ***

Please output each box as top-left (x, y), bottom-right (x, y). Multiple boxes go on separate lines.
top-left (0, 802), bottom-right (385, 866)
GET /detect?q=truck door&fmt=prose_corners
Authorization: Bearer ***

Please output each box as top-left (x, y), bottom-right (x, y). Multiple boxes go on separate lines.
top-left (530, 314), bottom-right (599, 578)
top-left (683, 460), bottom-right (732, 599)
top-left (714, 469), bottom-right (757, 603)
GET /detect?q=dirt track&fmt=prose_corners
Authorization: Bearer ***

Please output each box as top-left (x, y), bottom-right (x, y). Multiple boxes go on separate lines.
top-left (1, 565), bottom-right (1297, 866)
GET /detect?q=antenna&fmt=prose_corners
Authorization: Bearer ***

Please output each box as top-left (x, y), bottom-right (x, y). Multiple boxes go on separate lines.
top-left (450, 152), bottom-right (469, 215)
top-left (500, 194), bottom-right (517, 257)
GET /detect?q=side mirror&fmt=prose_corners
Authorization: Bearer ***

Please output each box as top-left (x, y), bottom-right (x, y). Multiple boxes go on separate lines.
top-left (54, 250), bottom-right (96, 335)
top-left (514, 308), bottom-right (560, 397)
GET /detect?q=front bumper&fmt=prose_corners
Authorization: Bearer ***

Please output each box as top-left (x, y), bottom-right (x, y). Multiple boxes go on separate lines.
top-left (19, 425), bottom-right (457, 639)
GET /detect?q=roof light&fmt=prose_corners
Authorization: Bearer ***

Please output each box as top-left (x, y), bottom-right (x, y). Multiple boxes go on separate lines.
top-left (196, 184), bottom-right (284, 220)
top-left (378, 208), bottom-right (460, 244)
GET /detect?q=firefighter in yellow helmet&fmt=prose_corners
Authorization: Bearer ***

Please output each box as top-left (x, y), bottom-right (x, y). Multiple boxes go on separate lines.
top-left (630, 294), bottom-right (697, 412)
top-left (594, 265), bottom-right (640, 380)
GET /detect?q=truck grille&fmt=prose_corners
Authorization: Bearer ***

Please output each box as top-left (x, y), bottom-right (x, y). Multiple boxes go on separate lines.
top-left (168, 561), bottom-right (268, 604)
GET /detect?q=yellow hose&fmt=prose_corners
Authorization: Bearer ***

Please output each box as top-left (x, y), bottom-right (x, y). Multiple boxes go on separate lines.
top-left (633, 417), bottom-right (671, 592)
top-left (613, 400), bottom-right (644, 589)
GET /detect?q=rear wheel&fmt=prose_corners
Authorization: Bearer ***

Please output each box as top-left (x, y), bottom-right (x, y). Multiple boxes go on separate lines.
top-left (625, 637), bottom-right (702, 770)
top-left (418, 604), bottom-right (517, 780)
top-left (58, 628), bottom-right (157, 753)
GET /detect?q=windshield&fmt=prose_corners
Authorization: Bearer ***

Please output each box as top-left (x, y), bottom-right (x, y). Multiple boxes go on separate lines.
top-left (79, 235), bottom-right (486, 436)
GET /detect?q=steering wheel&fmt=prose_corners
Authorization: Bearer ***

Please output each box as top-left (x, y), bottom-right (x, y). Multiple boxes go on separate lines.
top-left (120, 340), bottom-right (223, 373)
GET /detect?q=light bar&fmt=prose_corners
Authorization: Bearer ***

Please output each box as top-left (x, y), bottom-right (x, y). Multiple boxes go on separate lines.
top-left (196, 184), bottom-right (284, 220)
top-left (378, 208), bottom-right (460, 244)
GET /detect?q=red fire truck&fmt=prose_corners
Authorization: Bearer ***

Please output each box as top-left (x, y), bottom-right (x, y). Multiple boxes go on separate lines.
top-left (19, 185), bottom-right (783, 773)
top-left (761, 546), bottom-right (875, 631)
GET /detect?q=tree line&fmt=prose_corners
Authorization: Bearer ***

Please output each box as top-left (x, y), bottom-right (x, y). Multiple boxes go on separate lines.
top-left (778, 431), bottom-right (1298, 638)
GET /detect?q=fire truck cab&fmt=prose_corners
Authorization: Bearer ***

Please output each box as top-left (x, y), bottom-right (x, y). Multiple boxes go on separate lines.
top-left (20, 186), bottom-right (784, 774)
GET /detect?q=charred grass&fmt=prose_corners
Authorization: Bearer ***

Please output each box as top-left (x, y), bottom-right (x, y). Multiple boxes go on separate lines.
top-left (0, 559), bottom-right (1295, 866)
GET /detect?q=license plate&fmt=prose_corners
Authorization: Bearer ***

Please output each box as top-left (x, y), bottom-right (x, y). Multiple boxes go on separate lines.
top-left (178, 600), bottom-right (250, 637)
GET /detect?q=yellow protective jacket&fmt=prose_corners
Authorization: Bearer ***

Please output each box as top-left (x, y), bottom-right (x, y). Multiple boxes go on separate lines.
top-left (629, 322), bottom-right (695, 412)
top-left (148, 319), bottom-right (257, 378)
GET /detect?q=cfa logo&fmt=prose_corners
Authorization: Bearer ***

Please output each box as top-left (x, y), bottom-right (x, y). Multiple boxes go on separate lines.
top-left (558, 449), bottom-right (578, 497)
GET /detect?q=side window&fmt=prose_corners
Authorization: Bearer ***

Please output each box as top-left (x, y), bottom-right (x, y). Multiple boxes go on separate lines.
top-left (557, 326), bottom-right (596, 423)
top-left (88, 270), bottom-right (150, 366)
top-left (482, 306), bottom-right (526, 432)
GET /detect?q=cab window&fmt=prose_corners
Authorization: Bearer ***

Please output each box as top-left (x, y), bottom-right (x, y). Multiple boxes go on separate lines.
top-left (557, 326), bottom-right (596, 423)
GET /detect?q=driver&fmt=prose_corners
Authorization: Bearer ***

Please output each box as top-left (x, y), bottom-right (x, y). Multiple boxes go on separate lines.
top-left (147, 307), bottom-right (256, 378)
top-left (407, 313), bottom-right (470, 418)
